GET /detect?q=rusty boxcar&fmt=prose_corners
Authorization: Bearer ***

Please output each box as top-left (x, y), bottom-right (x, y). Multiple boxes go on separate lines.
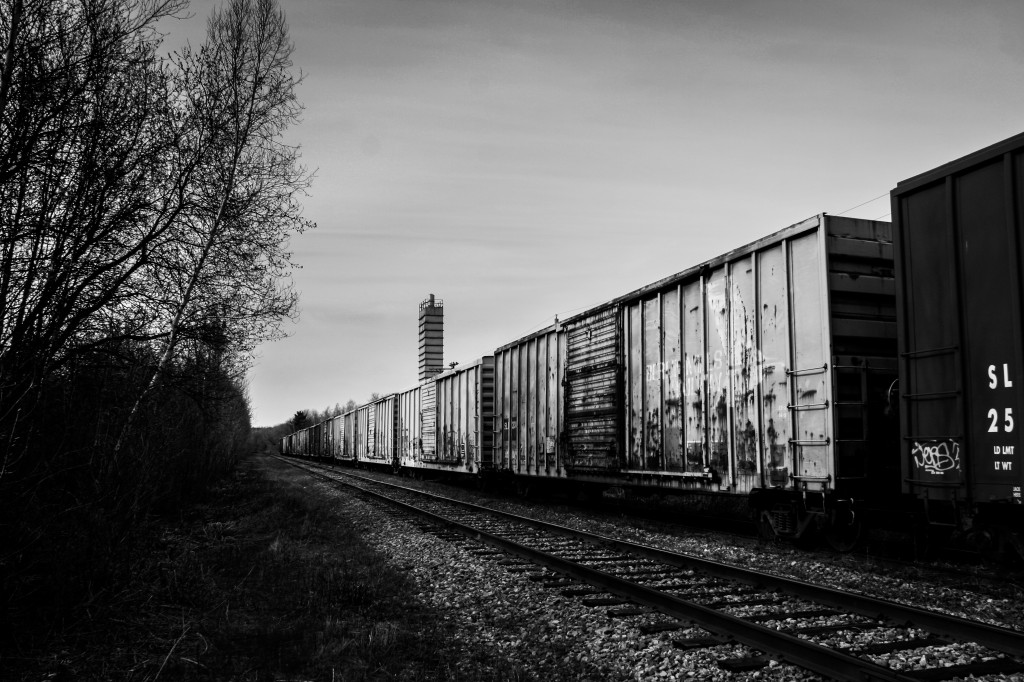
top-left (493, 325), bottom-right (568, 482)
top-left (423, 357), bottom-right (495, 474)
top-left (373, 393), bottom-right (398, 466)
top-left (352, 394), bottom-right (397, 467)
top-left (356, 359), bottom-right (494, 475)
top-left (556, 214), bottom-right (899, 548)
top-left (354, 400), bottom-right (375, 462)
top-left (294, 426), bottom-right (308, 458)
top-left (321, 418), bottom-right (334, 458)
top-left (343, 409), bottom-right (357, 461)
top-left (278, 131), bottom-right (1024, 559)
top-left (327, 413), bottom-right (350, 461)
top-left (279, 214), bottom-right (897, 549)
top-left (892, 131), bottom-right (1024, 556)
top-left (395, 383), bottom-right (426, 468)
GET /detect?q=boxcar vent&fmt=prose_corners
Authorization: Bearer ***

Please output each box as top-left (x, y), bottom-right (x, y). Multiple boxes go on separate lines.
top-left (419, 294), bottom-right (444, 382)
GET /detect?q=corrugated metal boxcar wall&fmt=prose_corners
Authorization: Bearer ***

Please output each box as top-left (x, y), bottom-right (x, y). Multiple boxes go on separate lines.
top-left (336, 415), bottom-right (349, 460)
top-left (564, 214), bottom-right (896, 498)
top-left (355, 402), bottom-right (374, 460)
top-left (321, 421), bottom-right (331, 457)
top-left (564, 305), bottom-right (622, 470)
top-left (893, 131), bottom-right (1024, 510)
top-left (322, 419), bottom-right (332, 457)
top-left (494, 325), bottom-right (568, 477)
top-left (343, 410), bottom-right (357, 460)
top-left (420, 381), bottom-right (437, 459)
top-left (372, 394), bottom-right (397, 465)
top-left (618, 218), bottom-right (836, 493)
top-left (432, 357), bottom-right (494, 470)
top-left (324, 418), bottom-right (334, 457)
top-left (311, 422), bottom-right (323, 458)
top-left (396, 384), bottom-right (423, 467)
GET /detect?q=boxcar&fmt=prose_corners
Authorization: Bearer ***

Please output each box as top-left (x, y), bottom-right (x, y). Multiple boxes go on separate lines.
top-left (354, 401), bottom-right (373, 461)
top-left (325, 420), bottom-right (334, 457)
top-left (294, 426), bottom-right (309, 458)
top-left (343, 409), bottom-right (357, 461)
top-left (892, 131), bottom-right (1024, 556)
top-left (493, 325), bottom-right (568, 480)
top-left (374, 393), bottom-right (398, 466)
top-left (354, 395), bottom-right (397, 468)
top-left (558, 213), bottom-right (899, 547)
top-left (319, 421), bottom-right (329, 458)
top-left (418, 357), bottom-right (495, 474)
top-left (327, 413), bottom-right (350, 461)
top-left (395, 383), bottom-right (426, 468)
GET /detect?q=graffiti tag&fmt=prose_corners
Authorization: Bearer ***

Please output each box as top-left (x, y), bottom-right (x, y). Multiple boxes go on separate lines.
top-left (912, 440), bottom-right (961, 475)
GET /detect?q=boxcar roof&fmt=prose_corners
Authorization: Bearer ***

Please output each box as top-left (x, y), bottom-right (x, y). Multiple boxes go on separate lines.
top-left (494, 322), bottom-right (560, 353)
top-left (893, 130), bottom-right (1024, 195)
top-left (561, 213), bottom-right (826, 327)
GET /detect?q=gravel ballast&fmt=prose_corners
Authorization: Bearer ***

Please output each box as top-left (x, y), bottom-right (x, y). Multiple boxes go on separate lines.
top-left (299, 463), bottom-right (1024, 681)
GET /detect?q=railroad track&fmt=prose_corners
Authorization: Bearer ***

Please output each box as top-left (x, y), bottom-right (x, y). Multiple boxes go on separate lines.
top-left (280, 457), bottom-right (1024, 681)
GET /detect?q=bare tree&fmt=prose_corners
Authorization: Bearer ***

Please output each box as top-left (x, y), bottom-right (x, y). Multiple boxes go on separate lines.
top-left (0, 0), bottom-right (189, 466)
top-left (118, 0), bottom-right (313, 443)
top-left (162, 0), bottom-right (311, 363)
top-left (0, 0), bottom-right (313, 628)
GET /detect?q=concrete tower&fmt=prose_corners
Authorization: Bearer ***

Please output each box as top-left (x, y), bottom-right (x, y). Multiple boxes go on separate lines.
top-left (418, 294), bottom-right (443, 382)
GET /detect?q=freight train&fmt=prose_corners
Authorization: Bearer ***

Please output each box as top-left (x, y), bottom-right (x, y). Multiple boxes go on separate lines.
top-left (282, 131), bottom-right (1024, 559)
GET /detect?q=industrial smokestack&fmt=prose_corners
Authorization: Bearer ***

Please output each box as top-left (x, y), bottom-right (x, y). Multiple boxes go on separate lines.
top-left (418, 294), bottom-right (443, 382)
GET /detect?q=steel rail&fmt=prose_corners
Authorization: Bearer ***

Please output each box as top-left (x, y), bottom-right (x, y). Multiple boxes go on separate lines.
top-left (282, 460), bottom-right (1024, 679)
top-left (332, 466), bottom-right (1024, 659)
top-left (289, 462), bottom-right (916, 682)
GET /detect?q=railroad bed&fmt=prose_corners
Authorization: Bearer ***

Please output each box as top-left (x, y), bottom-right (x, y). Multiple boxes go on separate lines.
top-left (281, 457), bottom-right (1024, 681)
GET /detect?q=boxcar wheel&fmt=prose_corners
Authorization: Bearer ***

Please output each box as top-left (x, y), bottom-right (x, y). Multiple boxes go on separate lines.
top-left (967, 524), bottom-right (1013, 564)
top-left (824, 517), bottom-right (862, 553)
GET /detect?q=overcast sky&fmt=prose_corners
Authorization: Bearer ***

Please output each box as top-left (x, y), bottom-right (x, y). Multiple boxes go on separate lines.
top-left (171, 0), bottom-right (1024, 426)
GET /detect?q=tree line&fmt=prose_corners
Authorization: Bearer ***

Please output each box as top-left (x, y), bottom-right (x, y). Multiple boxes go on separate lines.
top-left (285, 390), bottom-right (401, 435)
top-left (0, 0), bottom-right (311, 633)
top-left (289, 399), bottom-right (363, 431)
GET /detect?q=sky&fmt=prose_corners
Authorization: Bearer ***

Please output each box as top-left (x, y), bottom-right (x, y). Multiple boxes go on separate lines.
top-left (167, 0), bottom-right (1024, 426)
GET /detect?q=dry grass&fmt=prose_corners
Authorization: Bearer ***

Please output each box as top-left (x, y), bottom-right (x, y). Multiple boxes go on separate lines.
top-left (1, 455), bottom-right (503, 681)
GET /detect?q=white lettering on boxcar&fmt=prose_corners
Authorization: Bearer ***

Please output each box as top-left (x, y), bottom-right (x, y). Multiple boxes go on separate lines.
top-left (988, 363), bottom-right (1015, 389)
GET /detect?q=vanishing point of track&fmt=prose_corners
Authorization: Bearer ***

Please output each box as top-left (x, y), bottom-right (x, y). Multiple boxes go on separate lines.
top-left (280, 457), bottom-right (1024, 681)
